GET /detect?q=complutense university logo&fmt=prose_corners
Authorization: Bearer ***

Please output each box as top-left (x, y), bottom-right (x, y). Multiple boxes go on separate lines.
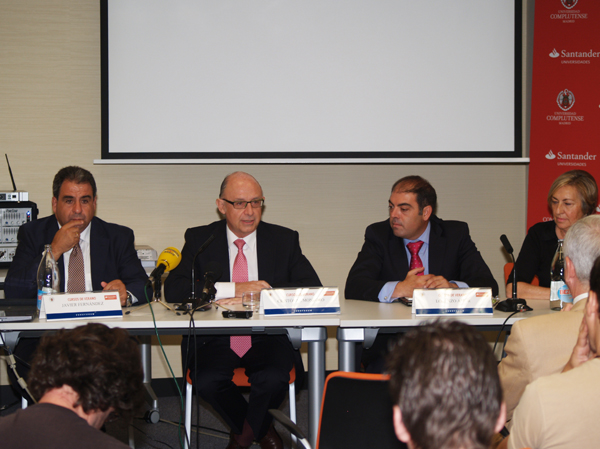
top-left (557, 89), bottom-right (575, 111)
top-left (561, 0), bottom-right (578, 9)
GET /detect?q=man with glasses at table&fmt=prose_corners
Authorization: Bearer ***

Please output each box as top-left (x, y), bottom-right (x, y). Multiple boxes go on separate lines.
top-left (165, 171), bottom-right (321, 449)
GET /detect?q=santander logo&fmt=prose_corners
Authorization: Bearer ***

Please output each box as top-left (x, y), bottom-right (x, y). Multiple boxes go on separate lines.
top-left (549, 49), bottom-right (560, 58)
top-left (546, 150), bottom-right (557, 160)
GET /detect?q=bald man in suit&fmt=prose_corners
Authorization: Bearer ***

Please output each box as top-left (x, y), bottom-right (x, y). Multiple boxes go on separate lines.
top-left (165, 172), bottom-right (321, 449)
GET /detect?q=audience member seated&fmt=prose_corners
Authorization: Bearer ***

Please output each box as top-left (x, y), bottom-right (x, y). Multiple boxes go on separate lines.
top-left (388, 320), bottom-right (506, 449)
top-left (498, 215), bottom-right (600, 422)
top-left (0, 323), bottom-right (144, 449)
top-left (504, 254), bottom-right (600, 449)
top-left (506, 169), bottom-right (597, 300)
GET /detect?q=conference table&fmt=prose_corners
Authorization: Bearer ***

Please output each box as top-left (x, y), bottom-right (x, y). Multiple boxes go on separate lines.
top-left (337, 298), bottom-right (555, 371)
top-left (0, 302), bottom-right (338, 448)
top-left (1, 296), bottom-right (555, 447)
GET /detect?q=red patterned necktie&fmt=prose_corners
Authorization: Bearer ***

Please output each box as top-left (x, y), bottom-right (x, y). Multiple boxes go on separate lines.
top-left (67, 244), bottom-right (86, 292)
top-left (230, 239), bottom-right (252, 357)
top-left (407, 240), bottom-right (425, 276)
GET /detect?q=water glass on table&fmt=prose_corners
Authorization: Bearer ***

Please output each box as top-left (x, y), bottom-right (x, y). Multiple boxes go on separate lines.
top-left (242, 291), bottom-right (261, 312)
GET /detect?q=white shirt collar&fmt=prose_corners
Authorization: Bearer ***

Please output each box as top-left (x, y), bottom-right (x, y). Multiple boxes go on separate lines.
top-left (225, 226), bottom-right (257, 250)
top-left (573, 292), bottom-right (589, 305)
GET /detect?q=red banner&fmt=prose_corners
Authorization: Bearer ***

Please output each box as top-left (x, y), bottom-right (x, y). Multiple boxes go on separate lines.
top-left (528, 0), bottom-right (600, 229)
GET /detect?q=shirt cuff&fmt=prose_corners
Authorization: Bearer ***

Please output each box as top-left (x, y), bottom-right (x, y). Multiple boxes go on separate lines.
top-left (451, 281), bottom-right (469, 289)
top-left (379, 281), bottom-right (399, 303)
top-left (214, 282), bottom-right (235, 300)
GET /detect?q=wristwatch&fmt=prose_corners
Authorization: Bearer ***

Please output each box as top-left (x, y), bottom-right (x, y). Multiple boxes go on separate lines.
top-left (125, 291), bottom-right (133, 307)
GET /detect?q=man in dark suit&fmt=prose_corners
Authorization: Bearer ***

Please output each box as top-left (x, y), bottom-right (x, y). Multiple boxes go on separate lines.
top-left (345, 175), bottom-right (497, 371)
top-left (4, 166), bottom-right (148, 395)
top-left (164, 171), bottom-right (321, 449)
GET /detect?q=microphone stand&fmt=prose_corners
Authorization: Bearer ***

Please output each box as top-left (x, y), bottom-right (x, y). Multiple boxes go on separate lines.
top-left (178, 234), bottom-right (216, 313)
top-left (496, 235), bottom-right (532, 312)
top-left (137, 274), bottom-right (176, 312)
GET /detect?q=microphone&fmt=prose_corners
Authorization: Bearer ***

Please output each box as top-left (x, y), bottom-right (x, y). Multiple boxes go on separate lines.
top-left (193, 262), bottom-right (223, 312)
top-left (496, 235), bottom-right (531, 312)
top-left (200, 261), bottom-right (223, 301)
top-left (147, 247), bottom-right (182, 284)
top-left (500, 234), bottom-right (513, 255)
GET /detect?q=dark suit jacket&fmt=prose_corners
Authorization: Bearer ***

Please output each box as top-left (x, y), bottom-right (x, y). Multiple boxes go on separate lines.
top-left (4, 215), bottom-right (149, 301)
top-left (164, 219), bottom-right (321, 303)
top-left (345, 215), bottom-right (498, 301)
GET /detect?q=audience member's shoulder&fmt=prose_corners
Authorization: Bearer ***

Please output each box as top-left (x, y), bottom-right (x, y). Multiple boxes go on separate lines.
top-left (514, 304), bottom-right (584, 333)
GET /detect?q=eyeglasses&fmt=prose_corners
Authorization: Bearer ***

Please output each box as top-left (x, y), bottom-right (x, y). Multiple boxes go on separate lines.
top-left (221, 198), bottom-right (264, 209)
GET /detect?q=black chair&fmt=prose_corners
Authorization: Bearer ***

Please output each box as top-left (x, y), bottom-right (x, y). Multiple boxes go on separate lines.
top-left (271, 371), bottom-right (406, 449)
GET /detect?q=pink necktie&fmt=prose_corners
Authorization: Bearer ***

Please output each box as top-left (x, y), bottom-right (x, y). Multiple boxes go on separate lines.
top-left (67, 244), bottom-right (86, 292)
top-left (407, 241), bottom-right (425, 276)
top-left (230, 239), bottom-right (252, 357)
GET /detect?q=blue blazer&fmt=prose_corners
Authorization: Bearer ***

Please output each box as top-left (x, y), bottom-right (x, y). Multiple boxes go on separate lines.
top-left (4, 215), bottom-right (149, 301)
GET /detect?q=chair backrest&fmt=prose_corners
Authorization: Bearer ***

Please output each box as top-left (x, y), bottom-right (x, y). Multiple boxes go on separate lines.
top-left (504, 262), bottom-right (540, 286)
top-left (316, 372), bottom-right (406, 449)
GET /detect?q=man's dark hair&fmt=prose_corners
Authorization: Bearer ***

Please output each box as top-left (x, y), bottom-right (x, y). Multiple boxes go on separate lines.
top-left (387, 320), bottom-right (502, 449)
top-left (52, 166), bottom-right (97, 199)
top-left (590, 256), bottom-right (600, 313)
top-left (28, 323), bottom-right (144, 420)
top-left (391, 175), bottom-right (437, 213)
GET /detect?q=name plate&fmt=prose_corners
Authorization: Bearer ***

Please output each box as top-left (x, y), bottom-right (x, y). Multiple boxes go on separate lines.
top-left (412, 288), bottom-right (493, 316)
top-left (260, 287), bottom-right (340, 316)
top-left (42, 291), bottom-right (123, 321)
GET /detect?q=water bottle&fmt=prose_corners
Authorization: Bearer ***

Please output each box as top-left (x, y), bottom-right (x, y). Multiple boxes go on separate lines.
top-left (549, 240), bottom-right (572, 310)
top-left (37, 244), bottom-right (60, 317)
